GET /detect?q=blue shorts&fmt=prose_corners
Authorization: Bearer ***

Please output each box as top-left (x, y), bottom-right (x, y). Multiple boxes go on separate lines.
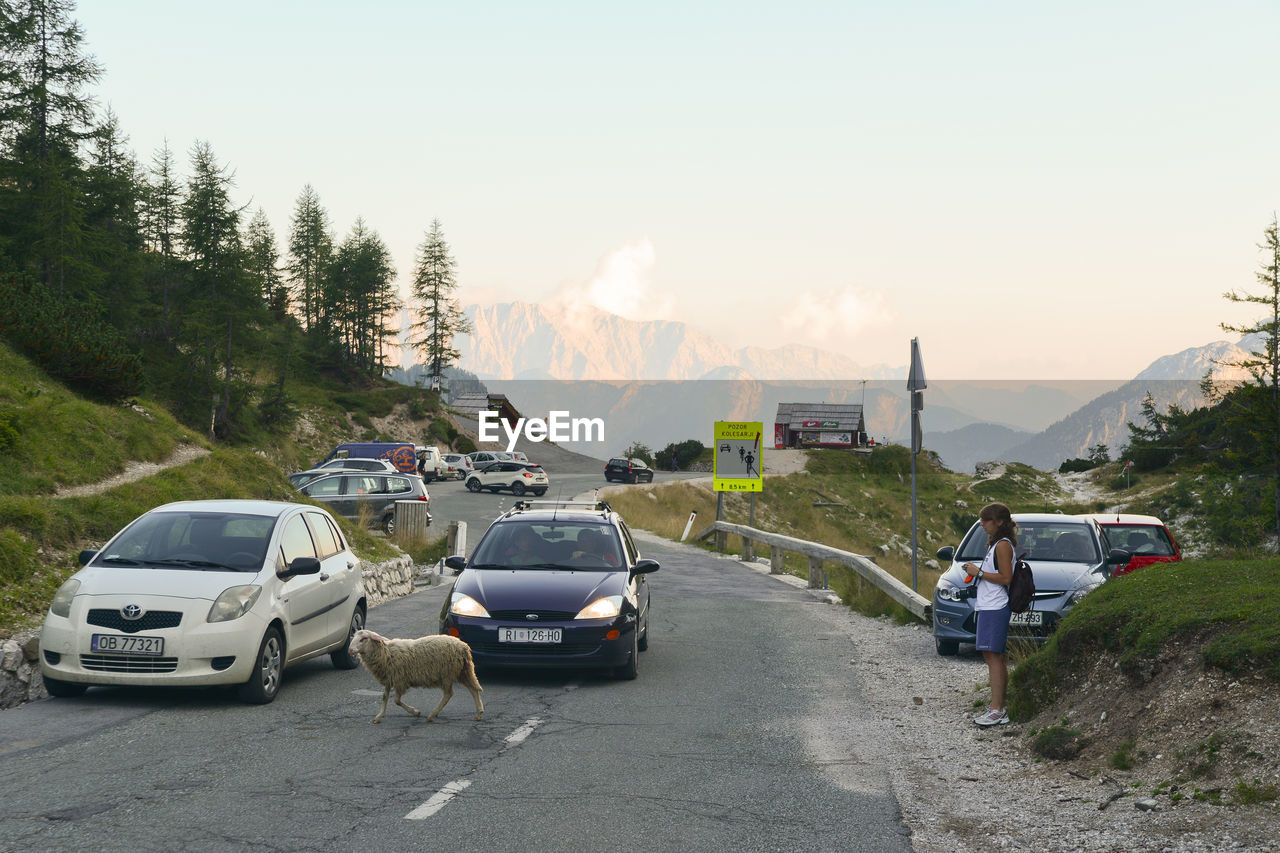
top-left (975, 606), bottom-right (1011, 654)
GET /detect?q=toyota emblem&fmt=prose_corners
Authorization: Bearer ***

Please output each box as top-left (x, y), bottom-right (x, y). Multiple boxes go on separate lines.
top-left (121, 604), bottom-right (143, 620)
top-left (525, 613), bottom-right (539, 621)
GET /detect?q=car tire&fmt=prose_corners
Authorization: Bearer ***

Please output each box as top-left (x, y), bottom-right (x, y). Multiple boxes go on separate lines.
top-left (238, 626), bottom-right (284, 704)
top-left (384, 513), bottom-right (396, 536)
top-left (43, 675), bottom-right (88, 698)
top-left (511, 482), bottom-right (526, 496)
top-left (532, 489), bottom-right (547, 496)
top-left (935, 637), bottom-right (959, 656)
top-left (615, 629), bottom-right (638, 680)
top-left (637, 612), bottom-right (649, 652)
top-left (330, 605), bottom-right (365, 670)
top-left (466, 478), bottom-right (482, 493)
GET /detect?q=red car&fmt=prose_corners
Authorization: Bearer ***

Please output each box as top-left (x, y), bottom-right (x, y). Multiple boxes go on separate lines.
top-left (1084, 513), bottom-right (1181, 576)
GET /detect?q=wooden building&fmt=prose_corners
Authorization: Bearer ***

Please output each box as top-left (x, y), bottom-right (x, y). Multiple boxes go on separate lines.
top-left (773, 403), bottom-right (868, 449)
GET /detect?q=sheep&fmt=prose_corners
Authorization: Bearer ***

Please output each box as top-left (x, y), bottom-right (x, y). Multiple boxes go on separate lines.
top-left (347, 629), bottom-right (484, 724)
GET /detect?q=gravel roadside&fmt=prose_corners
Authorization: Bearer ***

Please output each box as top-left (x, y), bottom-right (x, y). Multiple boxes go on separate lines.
top-left (632, 529), bottom-right (1280, 853)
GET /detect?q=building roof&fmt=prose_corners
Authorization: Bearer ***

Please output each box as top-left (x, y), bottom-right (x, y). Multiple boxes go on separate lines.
top-left (450, 392), bottom-right (521, 422)
top-left (774, 402), bottom-right (865, 430)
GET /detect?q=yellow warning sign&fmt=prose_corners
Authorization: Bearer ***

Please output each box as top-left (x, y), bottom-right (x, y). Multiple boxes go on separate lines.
top-left (713, 421), bottom-right (763, 492)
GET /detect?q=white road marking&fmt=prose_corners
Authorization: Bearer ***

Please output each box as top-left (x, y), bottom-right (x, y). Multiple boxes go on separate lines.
top-left (403, 718), bottom-right (543, 820)
top-left (405, 779), bottom-right (471, 820)
top-left (502, 717), bottom-right (542, 749)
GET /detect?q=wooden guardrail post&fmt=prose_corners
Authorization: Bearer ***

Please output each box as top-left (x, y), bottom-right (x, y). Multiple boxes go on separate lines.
top-left (770, 545), bottom-right (783, 574)
top-left (394, 500), bottom-right (431, 541)
top-left (741, 534), bottom-right (754, 562)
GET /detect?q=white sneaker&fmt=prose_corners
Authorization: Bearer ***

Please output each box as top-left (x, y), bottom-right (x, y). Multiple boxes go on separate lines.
top-left (974, 707), bottom-right (1009, 726)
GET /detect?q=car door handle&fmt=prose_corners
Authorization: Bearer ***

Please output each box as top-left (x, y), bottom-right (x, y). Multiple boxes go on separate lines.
top-left (320, 573), bottom-right (331, 581)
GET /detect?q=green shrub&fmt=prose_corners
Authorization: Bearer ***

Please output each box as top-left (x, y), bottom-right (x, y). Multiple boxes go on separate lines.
top-left (455, 435), bottom-right (476, 454)
top-left (1032, 725), bottom-right (1085, 760)
top-left (0, 527), bottom-right (36, 583)
top-left (0, 276), bottom-right (142, 402)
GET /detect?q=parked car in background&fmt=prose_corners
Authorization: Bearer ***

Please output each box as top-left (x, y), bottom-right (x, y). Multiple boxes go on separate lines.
top-left (467, 450), bottom-right (507, 469)
top-left (296, 471), bottom-right (430, 534)
top-left (318, 441), bottom-right (418, 475)
top-left (441, 453), bottom-right (472, 480)
top-left (1083, 513), bottom-right (1181, 576)
top-left (931, 513), bottom-right (1130, 655)
top-left (440, 499), bottom-right (658, 679)
top-left (39, 500), bottom-right (367, 704)
top-left (289, 458), bottom-right (399, 489)
top-left (464, 461), bottom-right (549, 496)
top-left (604, 457), bottom-right (654, 484)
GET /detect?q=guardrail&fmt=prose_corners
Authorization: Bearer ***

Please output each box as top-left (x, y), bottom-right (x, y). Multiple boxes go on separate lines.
top-left (695, 520), bottom-right (932, 622)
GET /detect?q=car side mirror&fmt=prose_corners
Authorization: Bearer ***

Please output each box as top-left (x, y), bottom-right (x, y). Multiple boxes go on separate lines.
top-left (631, 558), bottom-right (660, 575)
top-left (284, 556), bottom-right (321, 578)
top-left (935, 545), bottom-right (954, 561)
top-left (444, 555), bottom-right (467, 574)
top-left (78, 549), bottom-right (98, 566)
top-left (1106, 548), bottom-right (1131, 565)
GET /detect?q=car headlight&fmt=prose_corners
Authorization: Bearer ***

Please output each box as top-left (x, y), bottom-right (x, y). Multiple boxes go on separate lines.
top-left (50, 578), bottom-right (81, 618)
top-left (575, 596), bottom-right (623, 620)
top-left (449, 593), bottom-right (490, 618)
top-left (935, 578), bottom-right (965, 603)
top-left (207, 585), bottom-right (262, 623)
top-left (1067, 582), bottom-right (1102, 606)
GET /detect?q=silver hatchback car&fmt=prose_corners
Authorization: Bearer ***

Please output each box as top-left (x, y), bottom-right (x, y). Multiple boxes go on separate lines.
top-left (931, 513), bottom-right (1129, 655)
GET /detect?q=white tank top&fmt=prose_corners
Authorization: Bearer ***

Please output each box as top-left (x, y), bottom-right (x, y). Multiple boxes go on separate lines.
top-left (975, 538), bottom-right (1012, 611)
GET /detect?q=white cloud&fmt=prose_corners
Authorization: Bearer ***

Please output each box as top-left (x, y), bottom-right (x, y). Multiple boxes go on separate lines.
top-left (777, 285), bottom-right (892, 349)
top-left (552, 239), bottom-right (673, 321)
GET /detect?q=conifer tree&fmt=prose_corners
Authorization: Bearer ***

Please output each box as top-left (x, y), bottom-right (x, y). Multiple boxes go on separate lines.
top-left (410, 219), bottom-right (471, 385)
top-left (286, 184), bottom-right (332, 332)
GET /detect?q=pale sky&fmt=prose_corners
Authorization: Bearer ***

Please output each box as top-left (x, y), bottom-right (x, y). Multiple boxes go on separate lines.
top-left (76, 0), bottom-right (1279, 379)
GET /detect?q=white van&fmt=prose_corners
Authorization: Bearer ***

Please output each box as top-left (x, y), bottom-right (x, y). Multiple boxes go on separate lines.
top-left (415, 445), bottom-right (445, 482)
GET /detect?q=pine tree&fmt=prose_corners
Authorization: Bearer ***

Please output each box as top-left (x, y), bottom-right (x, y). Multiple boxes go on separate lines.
top-left (329, 217), bottom-right (397, 376)
top-left (1218, 215), bottom-right (1280, 545)
top-left (410, 219), bottom-right (471, 385)
top-left (244, 207), bottom-right (286, 316)
top-left (286, 184), bottom-right (332, 332)
top-left (0, 0), bottom-right (101, 293)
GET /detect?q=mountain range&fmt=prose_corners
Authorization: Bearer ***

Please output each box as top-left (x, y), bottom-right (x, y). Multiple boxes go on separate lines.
top-left (396, 303), bottom-right (1266, 471)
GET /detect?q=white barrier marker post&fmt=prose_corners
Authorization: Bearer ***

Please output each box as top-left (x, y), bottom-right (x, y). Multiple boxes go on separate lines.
top-left (680, 511), bottom-right (698, 542)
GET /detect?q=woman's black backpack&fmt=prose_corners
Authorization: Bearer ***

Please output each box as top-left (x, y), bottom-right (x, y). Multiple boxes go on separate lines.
top-left (1008, 553), bottom-right (1035, 613)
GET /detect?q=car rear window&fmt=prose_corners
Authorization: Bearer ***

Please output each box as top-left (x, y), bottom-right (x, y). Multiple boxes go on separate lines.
top-left (525, 465), bottom-right (545, 473)
top-left (1105, 524), bottom-right (1177, 556)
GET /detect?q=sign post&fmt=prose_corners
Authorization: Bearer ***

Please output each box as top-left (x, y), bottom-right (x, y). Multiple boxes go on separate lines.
top-left (907, 339), bottom-right (927, 593)
top-left (713, 421), bottom-right (764, 557)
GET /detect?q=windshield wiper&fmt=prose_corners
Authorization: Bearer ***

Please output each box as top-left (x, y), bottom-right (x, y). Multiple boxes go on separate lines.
top-left (97, 556), bottom-right (141, 565)
top-left (148, 559), bottom-right (239, 571)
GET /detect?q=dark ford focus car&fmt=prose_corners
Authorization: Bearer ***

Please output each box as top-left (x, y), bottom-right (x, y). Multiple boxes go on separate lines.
top-left (931, 513), bottom-right (1130, 655)
top-left (440, 501), bottom-right (658, 679)
top-left (604, 457), bottom-right (654, 483)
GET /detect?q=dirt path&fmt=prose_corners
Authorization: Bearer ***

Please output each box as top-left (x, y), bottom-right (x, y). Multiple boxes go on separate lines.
top-left (53, 444), bottom-right (211, 498)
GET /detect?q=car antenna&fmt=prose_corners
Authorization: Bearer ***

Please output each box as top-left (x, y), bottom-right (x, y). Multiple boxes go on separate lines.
top-left (552, 483), bottom-right (566, 520)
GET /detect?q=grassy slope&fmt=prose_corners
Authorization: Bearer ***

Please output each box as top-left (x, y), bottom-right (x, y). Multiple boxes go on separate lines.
top-left (0, 343), bottom-right (416, 631)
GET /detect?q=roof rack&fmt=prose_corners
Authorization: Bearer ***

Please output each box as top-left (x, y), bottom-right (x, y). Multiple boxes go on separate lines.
top-left (504, 499), bottom-right (612, 517)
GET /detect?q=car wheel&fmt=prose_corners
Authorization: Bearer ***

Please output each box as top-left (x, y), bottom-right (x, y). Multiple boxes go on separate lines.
top-left (532, 489), bottom-right (547, 496)
top-left (330, 605), bottom-right (365, 670)
top-left (238, 626), bottom-right (284, 704)
top-left (511, 482), bottom-right (526, 496)
top-left (615, 628), bottom-right (638, 680)
top-left (935, 637), bottom-right (959, 656)
top-left (384, 513), bottom-right (396, 536)
top-left (43, 675), bottom-right (88, 698)
top-left (466, 478), bottom-right (482, 493)
top-left (637, 612), bottom-right (649, 652)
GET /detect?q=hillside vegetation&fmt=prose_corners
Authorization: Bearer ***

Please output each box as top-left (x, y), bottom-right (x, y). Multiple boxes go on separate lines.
top-left (0, 342), bottom-right (455, 631)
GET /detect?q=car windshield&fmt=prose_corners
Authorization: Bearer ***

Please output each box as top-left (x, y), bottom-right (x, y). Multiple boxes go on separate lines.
top-left (91, 512), bottom-right (275, 572)
top-left (957, 520), bottom-right (1100, 563)
top-left (470, 522), bottom-right (623, 571)
top-left (1104, 524), bottom-right (1177, 556)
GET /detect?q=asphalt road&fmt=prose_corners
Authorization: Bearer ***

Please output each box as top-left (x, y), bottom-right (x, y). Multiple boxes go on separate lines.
top-left (0, 524), bottom-right (912, 852)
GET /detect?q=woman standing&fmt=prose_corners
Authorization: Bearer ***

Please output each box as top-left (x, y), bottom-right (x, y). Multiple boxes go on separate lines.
top-left (962, 502), bottom-right (1017, 726)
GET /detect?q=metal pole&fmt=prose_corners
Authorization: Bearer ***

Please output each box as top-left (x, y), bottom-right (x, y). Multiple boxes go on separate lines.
top-left (911, 439), bottom-right (918, 592)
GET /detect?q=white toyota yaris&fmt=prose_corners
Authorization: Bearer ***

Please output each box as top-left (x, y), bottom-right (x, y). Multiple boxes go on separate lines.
top-left (39, 500), bottom-right (367, 704)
